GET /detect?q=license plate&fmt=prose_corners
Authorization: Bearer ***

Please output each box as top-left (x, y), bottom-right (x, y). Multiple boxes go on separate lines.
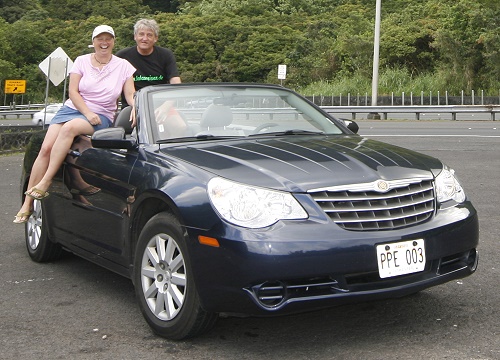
top-left (376, 239), bottom-right (426, 278)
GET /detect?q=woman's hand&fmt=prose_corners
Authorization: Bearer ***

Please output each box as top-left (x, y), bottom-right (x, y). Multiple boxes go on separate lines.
top-left (85, 112), bottom-right (102, 126)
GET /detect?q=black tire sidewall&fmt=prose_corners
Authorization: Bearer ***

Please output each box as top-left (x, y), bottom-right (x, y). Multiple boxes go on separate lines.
top-left (133, 212), bottom-right (206, 339)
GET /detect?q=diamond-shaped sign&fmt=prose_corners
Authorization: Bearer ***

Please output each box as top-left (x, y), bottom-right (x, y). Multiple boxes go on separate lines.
top-left (39, 47), bottom-right (74, 86)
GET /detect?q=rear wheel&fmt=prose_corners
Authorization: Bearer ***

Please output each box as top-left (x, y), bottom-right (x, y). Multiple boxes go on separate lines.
top-left (134, 212), bottom-right (218, 340)
top-left (25, 199), bottom-right (63, 262)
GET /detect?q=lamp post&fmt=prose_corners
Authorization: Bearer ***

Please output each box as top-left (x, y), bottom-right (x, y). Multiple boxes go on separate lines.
top-left (369, 0), bottom-right (382, 119)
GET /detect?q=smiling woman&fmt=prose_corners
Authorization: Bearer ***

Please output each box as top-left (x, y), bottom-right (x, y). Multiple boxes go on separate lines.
top-left (13, 24), bottom-right (136, 224)
top-left (91, 25), bottom-right (115, 68)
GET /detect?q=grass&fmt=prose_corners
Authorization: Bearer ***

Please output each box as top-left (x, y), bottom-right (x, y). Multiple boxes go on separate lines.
top-left (299, 68), bottom-right (497, 98)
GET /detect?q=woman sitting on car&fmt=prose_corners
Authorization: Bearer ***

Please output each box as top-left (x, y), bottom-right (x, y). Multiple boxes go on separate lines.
top-left (14, 25), bottom-right (136, 224)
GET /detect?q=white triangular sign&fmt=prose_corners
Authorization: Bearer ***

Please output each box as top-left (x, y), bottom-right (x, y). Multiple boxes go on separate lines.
top-left (39, 47), bottom-right (74, 86)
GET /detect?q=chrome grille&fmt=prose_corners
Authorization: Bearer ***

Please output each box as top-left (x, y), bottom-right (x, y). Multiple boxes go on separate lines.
top-left (309, 179), bottom-right (435, 231)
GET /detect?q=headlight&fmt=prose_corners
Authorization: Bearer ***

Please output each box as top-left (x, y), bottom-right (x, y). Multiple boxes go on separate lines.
top-left (207, 177), bottom-right (308, 228)
top-left (435, 166), bottom-right (466, 204)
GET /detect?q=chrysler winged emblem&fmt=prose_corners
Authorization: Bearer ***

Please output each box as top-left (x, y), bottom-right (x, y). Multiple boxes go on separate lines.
top-left (376, 180), bottom-right (389, 192)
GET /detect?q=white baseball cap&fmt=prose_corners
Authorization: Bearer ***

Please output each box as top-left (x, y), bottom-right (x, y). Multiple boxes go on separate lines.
top-left (92, 25), bottom-right (115, 41)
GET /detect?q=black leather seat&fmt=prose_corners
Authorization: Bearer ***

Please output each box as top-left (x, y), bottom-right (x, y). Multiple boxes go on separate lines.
top-left (114, 106), bottom-right (133, 134)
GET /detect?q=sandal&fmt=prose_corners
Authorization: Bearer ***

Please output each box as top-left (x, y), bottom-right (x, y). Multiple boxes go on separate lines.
top-left (13, 211), bottom-right (33, 224)
top-left (70, 185), bottom-right (101, 196)
top-left (25, 187), bottom-right (50, 200)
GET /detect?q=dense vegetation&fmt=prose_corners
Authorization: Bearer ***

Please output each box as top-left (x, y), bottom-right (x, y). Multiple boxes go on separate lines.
top-left (0, 0), bottom-right (499, 102)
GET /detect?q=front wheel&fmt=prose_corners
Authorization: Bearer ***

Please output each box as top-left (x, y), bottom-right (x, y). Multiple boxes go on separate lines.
top-left (26, 199), bottom-right (63, 262)
top-left (134, 212), bottom-right (218, 340)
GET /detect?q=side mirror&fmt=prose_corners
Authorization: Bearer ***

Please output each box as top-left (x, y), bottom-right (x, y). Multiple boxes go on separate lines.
top-left (91, 127), bottom-right (137, 150)
top-left (342, 119), bottom-right (359, 134)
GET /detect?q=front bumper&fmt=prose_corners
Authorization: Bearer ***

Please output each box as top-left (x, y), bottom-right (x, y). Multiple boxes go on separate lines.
top-left (187, 203), bottom-right (479, 316)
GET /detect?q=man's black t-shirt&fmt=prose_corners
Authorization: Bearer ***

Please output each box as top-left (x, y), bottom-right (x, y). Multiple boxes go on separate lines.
top-left (116, 46), bottom-right (180, 98)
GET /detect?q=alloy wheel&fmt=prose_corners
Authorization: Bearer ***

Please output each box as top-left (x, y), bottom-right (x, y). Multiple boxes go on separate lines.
top-left (26, 200), bottom-right (42, 250)
top-left (140, 233), bottom-right (186, 321)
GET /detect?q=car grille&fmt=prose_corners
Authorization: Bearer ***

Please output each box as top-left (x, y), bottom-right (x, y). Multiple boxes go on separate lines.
top-left (309, 179), bottom-right (435, 231)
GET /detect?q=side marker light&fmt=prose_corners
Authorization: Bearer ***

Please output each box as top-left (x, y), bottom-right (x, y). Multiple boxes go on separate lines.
top-left (198, 236), bottom-right (220, 248)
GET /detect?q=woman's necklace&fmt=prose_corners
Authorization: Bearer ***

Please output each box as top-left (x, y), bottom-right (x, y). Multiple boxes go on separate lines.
top-left (93, 54), bottom-right (111, 65)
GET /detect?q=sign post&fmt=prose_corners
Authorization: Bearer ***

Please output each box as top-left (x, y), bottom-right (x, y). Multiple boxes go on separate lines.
top-left (278, 64), bottom-right (287, 86)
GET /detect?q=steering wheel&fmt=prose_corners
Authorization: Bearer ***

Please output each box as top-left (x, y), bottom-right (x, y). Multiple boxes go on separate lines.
top-left (252, 122), bottom-right (280, 134)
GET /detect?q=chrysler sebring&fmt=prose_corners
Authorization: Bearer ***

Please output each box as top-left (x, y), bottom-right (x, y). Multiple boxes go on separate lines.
top-left (20, 83), bottom-right (479, 340)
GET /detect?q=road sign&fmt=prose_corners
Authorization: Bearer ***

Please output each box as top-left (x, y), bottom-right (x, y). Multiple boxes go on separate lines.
top-left (4, 80), bottom-right (26, 94)
top-left (278, 64), bottom-right (287, 80)
top-left (39, 47), bottom-right (74, 86)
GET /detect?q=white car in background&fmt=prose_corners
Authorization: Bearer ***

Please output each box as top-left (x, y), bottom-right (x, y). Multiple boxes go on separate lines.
top-left (32, 103), bottom-right (63, 126)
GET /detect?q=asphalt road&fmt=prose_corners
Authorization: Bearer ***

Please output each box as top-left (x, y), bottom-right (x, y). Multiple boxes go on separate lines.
top-left (0, 120), bottom-right (498, 360)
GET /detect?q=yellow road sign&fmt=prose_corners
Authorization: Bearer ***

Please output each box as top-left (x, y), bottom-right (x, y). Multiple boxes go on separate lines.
top-left (5, 80), bottom-right (26, 94)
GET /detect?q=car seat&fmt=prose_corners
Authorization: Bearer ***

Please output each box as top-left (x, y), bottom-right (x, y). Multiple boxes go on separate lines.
top-left (200, 104), bottom-right (233, 131)
top-left (114, 106), bottom-right (133, 135)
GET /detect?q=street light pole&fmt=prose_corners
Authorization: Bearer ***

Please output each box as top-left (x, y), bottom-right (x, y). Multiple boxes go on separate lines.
top-left (371, 0), bottom-right (381, 107)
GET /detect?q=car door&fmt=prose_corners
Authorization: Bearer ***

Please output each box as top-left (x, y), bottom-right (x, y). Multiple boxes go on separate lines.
top-left (58, 135), bottom-right (139, 268)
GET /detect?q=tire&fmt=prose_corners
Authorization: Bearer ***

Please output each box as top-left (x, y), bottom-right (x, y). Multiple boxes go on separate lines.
top-left (134, 212), bottom-right (218, 340)
top-left (25, 199), bottom-right (63, 262)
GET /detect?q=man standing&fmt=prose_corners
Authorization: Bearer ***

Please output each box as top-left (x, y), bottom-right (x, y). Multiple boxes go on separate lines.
top-left (116, 18), bottom-right (181, 94)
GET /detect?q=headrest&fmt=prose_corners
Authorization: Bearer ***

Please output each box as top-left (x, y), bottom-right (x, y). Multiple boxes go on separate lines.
top-left (200, 104), bottom-right (233, 128)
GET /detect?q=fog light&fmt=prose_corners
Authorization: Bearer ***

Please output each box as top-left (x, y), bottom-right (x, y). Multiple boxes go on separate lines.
top-left (468, 249), bottom-right (479, 272)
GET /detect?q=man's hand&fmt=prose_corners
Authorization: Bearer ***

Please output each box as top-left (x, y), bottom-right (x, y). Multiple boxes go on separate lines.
top-left (129, 106), bottom-right (137, 128)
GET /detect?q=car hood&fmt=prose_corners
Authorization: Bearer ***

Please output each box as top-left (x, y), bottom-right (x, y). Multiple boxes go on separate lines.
top-left (160, 135), bottom-right (443, 192)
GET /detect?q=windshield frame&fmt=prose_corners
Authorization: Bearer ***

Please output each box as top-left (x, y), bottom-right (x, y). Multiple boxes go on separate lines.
top-left (138, 83), bottom-right (348, 144)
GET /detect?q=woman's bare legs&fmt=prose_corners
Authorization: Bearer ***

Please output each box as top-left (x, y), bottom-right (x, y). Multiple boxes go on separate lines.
top-left (14, 124), bottom-right (63, 222)
top-left (28, 118), bottom-right (94, 195)
top-left (15, 118), bottom-right (94, 222)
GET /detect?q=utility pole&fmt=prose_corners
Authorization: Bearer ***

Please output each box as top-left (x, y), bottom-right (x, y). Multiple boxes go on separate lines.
top-left (369, 0), bottom-right (382, 119)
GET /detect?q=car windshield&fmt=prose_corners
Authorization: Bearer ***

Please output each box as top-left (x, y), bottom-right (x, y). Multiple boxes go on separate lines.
top-left (141, 85), bottom-right (345, 143)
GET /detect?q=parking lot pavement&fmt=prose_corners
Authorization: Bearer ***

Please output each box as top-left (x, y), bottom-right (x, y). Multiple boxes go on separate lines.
top-left (0, 122), bottom-right (498, 359)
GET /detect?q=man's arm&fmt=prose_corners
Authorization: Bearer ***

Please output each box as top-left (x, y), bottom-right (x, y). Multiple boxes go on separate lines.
top-left (169, 76), bottom-right (181, 84)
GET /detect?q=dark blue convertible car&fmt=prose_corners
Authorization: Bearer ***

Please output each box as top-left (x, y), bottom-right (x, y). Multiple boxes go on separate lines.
top-left (20, 83), bottom-right (479, 340)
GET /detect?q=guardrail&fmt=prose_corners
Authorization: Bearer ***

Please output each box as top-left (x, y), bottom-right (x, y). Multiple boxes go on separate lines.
top-left (321, 105), bottom-right (500, 121)
top-left (0, 109), bottom-right (39, 119)
top-left (2, 104), bottom-right (500, 121)
top-left (0, 104), bottom-right (44, 110)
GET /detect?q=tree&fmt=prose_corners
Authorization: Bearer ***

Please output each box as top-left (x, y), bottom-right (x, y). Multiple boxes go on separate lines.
top-left (143, 0), bottom-right (180, 13)
top-left (1, 0), bottom-right (500, 99)
top-left (0, 0), bottom-right (39, 23)
top-left (41, 0), bottom-right (150, 21)
top-left (328, 4), bottom-right (373, 78)
top-left (4, 21), bottom-right (51, 67)
top-left (428, 0), bottom-right (490, 91)
top-left (380, 4), bottom-right (437, 75)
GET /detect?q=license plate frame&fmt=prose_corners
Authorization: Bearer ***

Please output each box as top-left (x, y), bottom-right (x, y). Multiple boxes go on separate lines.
top-left (376, 239), bottom-right (426, 278)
